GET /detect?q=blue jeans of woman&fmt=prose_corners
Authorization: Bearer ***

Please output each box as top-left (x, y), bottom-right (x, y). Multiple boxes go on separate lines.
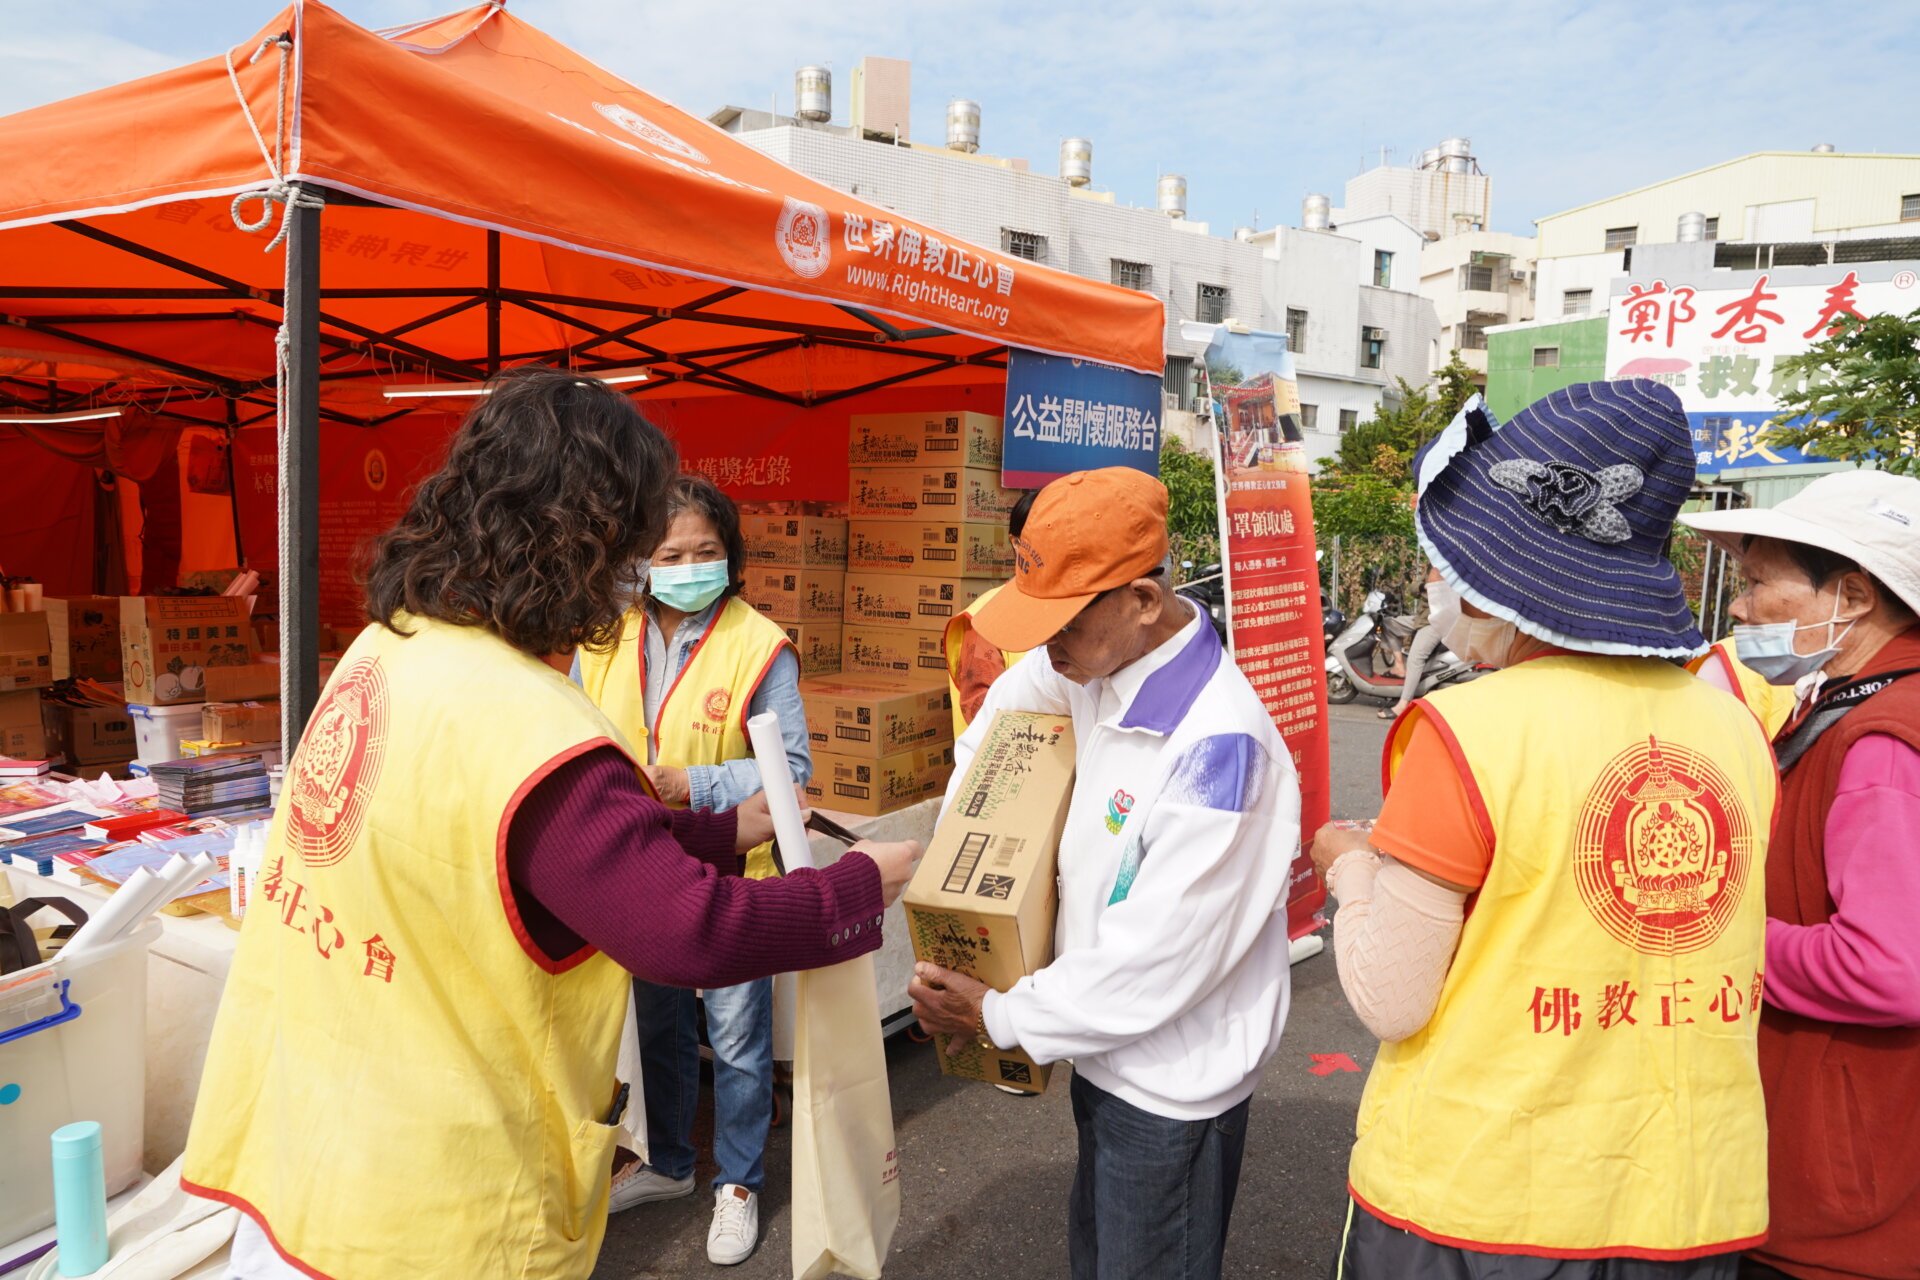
top-left (633, 975), bottom-right (774, 1192)
top-left (1068, 1072), bottom-right (1251, 1280)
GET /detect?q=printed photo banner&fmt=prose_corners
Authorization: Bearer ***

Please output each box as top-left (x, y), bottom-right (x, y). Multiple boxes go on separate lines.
top-left (1199, 326), bottom-right (1329, 938)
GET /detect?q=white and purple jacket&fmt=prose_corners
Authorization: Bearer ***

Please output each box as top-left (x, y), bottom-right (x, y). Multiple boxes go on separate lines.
top-left (957, 611), bottom-right (1301, 1121)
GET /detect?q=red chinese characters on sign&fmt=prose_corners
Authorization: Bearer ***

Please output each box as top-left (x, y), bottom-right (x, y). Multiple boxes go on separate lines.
top-left (1710, 275), bottom-right (1785, 344)
top-left (257, 855), bottom-right (400, 984)
top-left (1802, 270), bottom-right (1867, 339)
top-left (1618, 280), bottom-right (1698, 347)
top-left (1221, 449), bottom-right (1328, 940)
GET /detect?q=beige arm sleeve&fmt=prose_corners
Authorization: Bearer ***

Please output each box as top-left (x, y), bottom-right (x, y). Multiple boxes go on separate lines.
top-left (1328, 851), bottom-right (1468, 1043)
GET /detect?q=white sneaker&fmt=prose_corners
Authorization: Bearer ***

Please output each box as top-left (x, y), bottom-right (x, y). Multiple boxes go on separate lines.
top-left (706, 1184), bottom-right (759, 1265)
top-left (608, 1162), bottom-right (694, 1214)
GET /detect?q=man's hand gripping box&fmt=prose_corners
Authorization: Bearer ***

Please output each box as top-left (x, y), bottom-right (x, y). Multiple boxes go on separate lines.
top-left (904, 710), bottom-right (1075, 1094)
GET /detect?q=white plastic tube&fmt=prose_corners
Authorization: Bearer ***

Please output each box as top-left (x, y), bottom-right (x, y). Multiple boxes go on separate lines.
top-left (56, 865), bottom-right (166, 959)
top-left (746, 711), bottom-right (814, 872)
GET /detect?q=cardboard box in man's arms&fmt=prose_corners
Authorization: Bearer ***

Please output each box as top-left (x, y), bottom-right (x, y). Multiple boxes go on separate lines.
top-left (903, 711), bottom-right (1075, 1094)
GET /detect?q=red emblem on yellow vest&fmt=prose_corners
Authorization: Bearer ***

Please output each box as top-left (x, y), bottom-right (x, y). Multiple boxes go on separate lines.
top-left (703, 687), bottom-right (733, 722)
top-left (285, 657), bottom-right (390, 869)
top-left (1574, 735), bottom-right (1753, 955)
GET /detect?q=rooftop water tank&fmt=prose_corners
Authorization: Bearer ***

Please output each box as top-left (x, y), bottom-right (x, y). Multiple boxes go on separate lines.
top-left (1677, 211), bottom-right (1708, 242)
top-left (1439, 137), bottom-right (1472, 174)
top-left (1157, 174), bottom-right (1187, 219)
top-left (1303, 194), bottom-right (1331, 231)
top-left (946, 99), bottom-right (981, 153)
top-left (795, 66), bottom-right (831, 122)
top-left (1061, 138), bottom-right (1092, 187)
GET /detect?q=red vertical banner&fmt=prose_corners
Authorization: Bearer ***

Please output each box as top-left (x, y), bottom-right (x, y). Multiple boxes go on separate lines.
top-left (1220, 435), bottom-right (1329, 939)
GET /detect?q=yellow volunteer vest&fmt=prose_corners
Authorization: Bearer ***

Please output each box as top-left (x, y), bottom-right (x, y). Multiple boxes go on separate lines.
top-left (1351, 655), bottom-right (1776, 1259)
top-left (183, 617), bottom-right (637, 1280)
top-left (578, 597), bottom-right (793, 879)
top-left (943, 584), bottom-right (1028, 738)
top-left (1690, 636), bottom-right (1796, 740)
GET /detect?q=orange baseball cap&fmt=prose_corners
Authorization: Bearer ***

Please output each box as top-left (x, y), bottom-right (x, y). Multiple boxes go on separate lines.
top-left (972, 467), bottom-right (1170, 652)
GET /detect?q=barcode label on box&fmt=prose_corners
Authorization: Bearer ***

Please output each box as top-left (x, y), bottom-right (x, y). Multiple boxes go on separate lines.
top-left (923, 548), bottom-right (956, 562)
top-left (990, 837), bottom-right (1024, 870)
top-left (943, 832), bottom-right (990, 893)
top-left (835, 726), bottom-right (873, 744)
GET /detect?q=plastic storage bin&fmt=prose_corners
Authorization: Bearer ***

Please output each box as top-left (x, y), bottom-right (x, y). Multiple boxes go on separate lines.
top-left (125, 703), bottom-right (204, 768)
top-left (0, 909), bottom-right (158, 1245)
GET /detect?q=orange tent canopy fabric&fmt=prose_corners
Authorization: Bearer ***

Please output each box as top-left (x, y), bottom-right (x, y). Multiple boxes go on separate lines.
top-left (0, 1), bottom-right (1164, 426)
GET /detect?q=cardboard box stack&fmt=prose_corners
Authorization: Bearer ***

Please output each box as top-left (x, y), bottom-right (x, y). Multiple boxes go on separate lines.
top-left (0, 612), bottom-right (52, 760)
top-left (741, 512), bottom-right (848, 678)
top-left (843, 412), bottom-right (1014, 675)
top-left (903, 710), bottom-right (1077, 1093)
top-left (795, 671), bottom-right (955, 817)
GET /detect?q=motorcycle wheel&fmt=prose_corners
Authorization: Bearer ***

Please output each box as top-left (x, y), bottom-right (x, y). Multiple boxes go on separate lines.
top-left (1326, 670), bottom-right (1357, 704)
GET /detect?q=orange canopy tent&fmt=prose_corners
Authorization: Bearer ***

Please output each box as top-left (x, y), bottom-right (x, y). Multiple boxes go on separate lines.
top-left (0, 1), bottom-right (1162, 726)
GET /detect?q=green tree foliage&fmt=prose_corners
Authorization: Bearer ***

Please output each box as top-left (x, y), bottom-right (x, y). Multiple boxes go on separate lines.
top-left (1311, 474), bottom-right (1416, 540)
top-left (1161, 437), bottom-right (1219, 544)
top-left (1317, 353), bottom-right (1480, 484)
top-left (1766, 308), bottom-right (1920, 476)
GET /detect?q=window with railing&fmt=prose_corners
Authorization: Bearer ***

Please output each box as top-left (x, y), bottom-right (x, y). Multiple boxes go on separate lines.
top-left (1299, 403), bottom-right (1318, 432)
top-left (1458, 323), bottom-right (1487, 350)
top-left (1338, 409), bottom-right (1359, 433)
top-left (1374, 250), bottom-right (1394, 288)
top-left (1604, 226), bottom-right (1638, 251)
top-left (1001, 229), bottom-right (1048, 262)
top-left (1162, 356), bottom-right (1194, 411)
top-left (1196, 283), bottom-right (1230, 324)
top-left (1111, 259), bottom-right (1151, 291)
top-left (1460, 263), bottom-right (1495, 292)
top-left (1902, 194), bottom-right (1920, 222)
top-left (1562, 288), bottom-right (1592, 316)
top-left (1533, 346), bottom-right (1560, 368)
top-left (1286, 308), bottom-right (1308, 355)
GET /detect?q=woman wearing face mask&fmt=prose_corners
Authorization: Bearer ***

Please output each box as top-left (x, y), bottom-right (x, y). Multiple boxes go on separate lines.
top-left (1307, 381), bottom-right (1780, 1279)
top-left (577, 473), bottom-right (811, 1266)
top-left (1680, 470), bottom-right (1920, 1280)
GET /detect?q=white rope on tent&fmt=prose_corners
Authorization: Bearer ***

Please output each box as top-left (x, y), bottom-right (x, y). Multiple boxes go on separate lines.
top-left (222, 30), bottom-right (324, 745)
top-left (224, 34), bottom-right (323, 253)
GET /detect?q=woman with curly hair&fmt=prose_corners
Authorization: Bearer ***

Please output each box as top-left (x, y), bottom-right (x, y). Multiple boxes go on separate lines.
top-left (181, 367), bottom-right (922, 1280)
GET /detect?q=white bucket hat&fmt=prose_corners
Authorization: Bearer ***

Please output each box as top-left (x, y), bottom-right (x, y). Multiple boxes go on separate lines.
top-left (1679, 470), bottom-right (1920, 617)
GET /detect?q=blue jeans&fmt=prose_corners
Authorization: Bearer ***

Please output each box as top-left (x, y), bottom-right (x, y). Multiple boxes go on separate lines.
top-left (632, 976), bottom-right (774, 1192)
top-left (1068, 1073), bottom-right (1251, 1280)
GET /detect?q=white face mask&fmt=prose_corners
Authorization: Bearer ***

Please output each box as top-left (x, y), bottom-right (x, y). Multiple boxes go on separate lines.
top-left (1431, 577), bottom-right (1521, 667)
top-left (1732, 590), bottom-right (1858, 687)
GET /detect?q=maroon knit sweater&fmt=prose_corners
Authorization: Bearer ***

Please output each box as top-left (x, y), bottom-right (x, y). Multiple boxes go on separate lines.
top-left (506, 746), bottom-right (884, 986)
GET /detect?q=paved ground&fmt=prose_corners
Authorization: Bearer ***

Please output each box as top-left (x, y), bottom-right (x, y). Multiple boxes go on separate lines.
top-left (595, 701), bottom-right (1394, 1280)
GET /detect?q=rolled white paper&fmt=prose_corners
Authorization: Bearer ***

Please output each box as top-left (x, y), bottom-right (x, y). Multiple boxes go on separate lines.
top-left (747, 711), bottom-right (814, 872)
top-left (57, 865), bottom-right (165, 959)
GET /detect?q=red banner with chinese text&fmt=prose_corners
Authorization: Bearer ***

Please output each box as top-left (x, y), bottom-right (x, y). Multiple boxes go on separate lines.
top-left (1221, 442), bottom-right (1329, 939)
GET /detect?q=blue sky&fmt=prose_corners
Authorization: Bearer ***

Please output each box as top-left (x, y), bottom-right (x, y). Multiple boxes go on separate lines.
top-left (8, 1), bottom-right (1918, 235)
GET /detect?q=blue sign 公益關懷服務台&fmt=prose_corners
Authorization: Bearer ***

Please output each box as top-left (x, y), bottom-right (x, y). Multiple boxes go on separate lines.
top-left (1001, 349), bottom-right (1162, 488)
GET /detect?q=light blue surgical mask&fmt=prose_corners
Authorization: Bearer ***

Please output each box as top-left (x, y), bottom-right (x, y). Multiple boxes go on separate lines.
top-left (647, 559), bottom-right (730, 613)
top-left (1732, 594), bottom-right (1856, 687)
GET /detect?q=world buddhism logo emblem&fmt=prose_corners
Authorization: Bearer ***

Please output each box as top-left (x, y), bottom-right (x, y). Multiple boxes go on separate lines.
top-left (285, 657), bottom-right (391, 869)
top-left (1574, 735), bottom-right (1754, 955)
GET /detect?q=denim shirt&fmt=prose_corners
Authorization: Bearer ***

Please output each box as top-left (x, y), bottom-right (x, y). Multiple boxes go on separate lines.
top-left (571, 597), bottom-right (812, 812)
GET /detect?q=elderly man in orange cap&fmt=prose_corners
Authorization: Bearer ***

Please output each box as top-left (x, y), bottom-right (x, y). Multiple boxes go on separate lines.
top-left (911, 467), bottom-right (1301, 1280)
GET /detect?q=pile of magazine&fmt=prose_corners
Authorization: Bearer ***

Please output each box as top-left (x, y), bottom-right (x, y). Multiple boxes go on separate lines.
top-left (146, 753), bottom-right (270, 819)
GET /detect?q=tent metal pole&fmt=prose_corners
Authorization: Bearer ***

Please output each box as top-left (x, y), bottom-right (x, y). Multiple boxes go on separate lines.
top-left (486, 231), bottom-right (501, 375)
top-left (281, 186), bottom-right (324, 749)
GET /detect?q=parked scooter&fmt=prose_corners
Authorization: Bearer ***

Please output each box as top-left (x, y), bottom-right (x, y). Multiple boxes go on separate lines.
top-left (1325, 585), bottom-right (1480, 706)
